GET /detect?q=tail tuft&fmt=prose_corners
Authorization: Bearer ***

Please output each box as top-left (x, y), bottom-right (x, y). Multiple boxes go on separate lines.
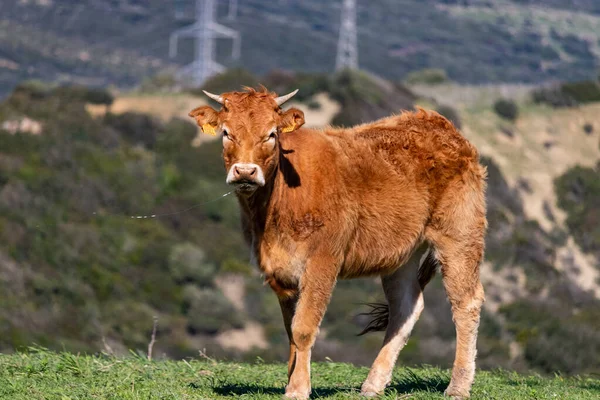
top-left (357, 302), bottom-right (389, 336)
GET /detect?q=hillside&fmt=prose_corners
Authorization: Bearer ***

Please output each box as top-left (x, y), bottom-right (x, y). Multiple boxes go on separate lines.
top-left (0, 70), bottom-right (600, 379)
top-left (0, 349), bottom-right (598, 399)
top-left (2, 0), bottom-right (600, 97)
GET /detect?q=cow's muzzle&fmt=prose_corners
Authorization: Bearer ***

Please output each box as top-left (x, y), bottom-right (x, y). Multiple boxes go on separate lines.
top-left (226, 163), bottom-right (265, 192)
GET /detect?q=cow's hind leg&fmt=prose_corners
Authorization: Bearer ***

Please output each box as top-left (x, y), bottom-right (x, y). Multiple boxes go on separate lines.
top-left (361, 246), bottom-right (436, 396)
top-left (427, 170), bottom-right (487, 399)
top-left (434, 239), bottom-right (485, 399)
top-left (279, 295), bottom-right (299, 380)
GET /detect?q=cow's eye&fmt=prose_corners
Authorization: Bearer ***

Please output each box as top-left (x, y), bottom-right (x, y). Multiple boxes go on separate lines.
top-left (222, 129), bottom-right (230, 139)
top-left (269, 132), bottom-right (277, 140)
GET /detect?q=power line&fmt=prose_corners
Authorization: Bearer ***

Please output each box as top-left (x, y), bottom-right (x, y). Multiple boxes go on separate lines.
top-left (169, 0), bottom-right (241, 86)
top-left (336, 0), bottom-right (358, 71)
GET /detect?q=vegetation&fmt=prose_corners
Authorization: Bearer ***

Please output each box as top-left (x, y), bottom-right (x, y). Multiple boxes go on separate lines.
top-left (2, 0), bottom-right (600, 97)
top-left (0, 83), bottom-right (250, 358)
top-left (532, 80), bottom-right (600, 108)
top-left (493, 99), bottom-right (519, 121)
top-left (405, 68), bottom-right (449, 85)
top-left (555, 163), bottom-right (600, 261)
top-left (139, 73), bottom-right (179, 93)
top-left (197, 68), bottom-right (415, 128)
top-left (199, 68), bottom-right (261, 97)
top-left (1, 349), bottom-right (599, 400)
top-left (560, 81), bottom-right (600, 104)
top-left (1, 77), bottom-right (600, 377)
top-left (435, 105), bottom-right (461, 129)
top-left (481, 156), bottom-right (600, 374)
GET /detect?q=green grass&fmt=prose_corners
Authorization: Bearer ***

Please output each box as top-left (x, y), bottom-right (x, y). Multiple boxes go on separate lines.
top-left (0, 349), bottom-right (598, 399)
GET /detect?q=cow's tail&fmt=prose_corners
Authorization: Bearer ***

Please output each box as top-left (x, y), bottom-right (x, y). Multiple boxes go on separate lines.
top-left (357, 250), bottom-right (439, 336)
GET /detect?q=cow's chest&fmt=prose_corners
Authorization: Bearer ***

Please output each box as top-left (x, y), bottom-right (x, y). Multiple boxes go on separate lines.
top-left (256, 237), bottom-right (307, 298)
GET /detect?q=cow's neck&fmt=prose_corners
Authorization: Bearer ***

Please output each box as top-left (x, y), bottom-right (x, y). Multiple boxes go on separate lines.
top-left (236, 170), bottom-right (280, 254)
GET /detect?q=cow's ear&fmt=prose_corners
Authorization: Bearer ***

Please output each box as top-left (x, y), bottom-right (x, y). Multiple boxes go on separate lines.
top-left (189, 105), bottom-right (219, 135)
top-left (280, 108), bottom-right (305, 133)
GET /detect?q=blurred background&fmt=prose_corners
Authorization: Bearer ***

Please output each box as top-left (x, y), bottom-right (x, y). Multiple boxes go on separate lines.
top-left (0, 0), bottom-right (599, 376)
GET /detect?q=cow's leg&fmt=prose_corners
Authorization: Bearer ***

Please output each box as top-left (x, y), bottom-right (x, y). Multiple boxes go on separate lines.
top-left (426, 173), bottom-right (486, 399)
top-left (361, 247), bottom-right (433, 396)
top-left (279, 295), bottom-right (299, 380)
top-left (285, 256), bottom-right (338, 399)
top-left (436, 239), bottom-right (485, 399)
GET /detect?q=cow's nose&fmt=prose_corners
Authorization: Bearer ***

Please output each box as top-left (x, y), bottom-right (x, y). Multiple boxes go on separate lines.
top-left (234, 165), bottom-right (257, 179)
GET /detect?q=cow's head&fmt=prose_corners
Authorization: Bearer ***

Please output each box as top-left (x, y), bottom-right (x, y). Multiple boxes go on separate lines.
top-left (189, 87), bottom-right (304, 195)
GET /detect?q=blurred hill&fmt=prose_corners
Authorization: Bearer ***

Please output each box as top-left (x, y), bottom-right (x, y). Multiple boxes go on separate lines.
top-left (0, 69), bottom-right (599, 376)
top-left (2, 0), bottom-right (600, 97)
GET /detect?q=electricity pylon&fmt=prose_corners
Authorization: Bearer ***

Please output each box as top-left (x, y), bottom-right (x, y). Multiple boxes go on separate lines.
top-left (335, 0), bottom-right (358, 71)
top-left (169, 0), bottom-right (241, 86)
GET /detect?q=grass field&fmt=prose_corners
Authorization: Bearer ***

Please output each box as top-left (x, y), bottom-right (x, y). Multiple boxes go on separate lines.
top-left (0, 349), bottom-right (599, 399)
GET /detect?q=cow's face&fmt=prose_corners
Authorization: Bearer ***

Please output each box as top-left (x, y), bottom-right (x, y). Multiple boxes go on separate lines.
top-left (189, 88), bottom-right (304, 195)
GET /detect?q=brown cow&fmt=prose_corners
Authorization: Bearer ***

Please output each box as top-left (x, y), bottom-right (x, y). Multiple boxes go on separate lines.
top-left (189, 87), bottom-right (487, 399)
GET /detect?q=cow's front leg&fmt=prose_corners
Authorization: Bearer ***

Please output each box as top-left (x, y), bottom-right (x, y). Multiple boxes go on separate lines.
top-left (285, 255), bottom-right (338, 399)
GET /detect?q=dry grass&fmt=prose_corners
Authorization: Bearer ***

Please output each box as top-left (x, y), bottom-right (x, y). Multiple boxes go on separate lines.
top-left (459, 99), bottom-right (600, 299)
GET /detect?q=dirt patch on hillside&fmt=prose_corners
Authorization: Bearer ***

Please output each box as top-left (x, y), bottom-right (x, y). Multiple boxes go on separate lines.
top-left (462, 101), bottom-right (600, 299)
top-left (214, 274), bottom-right (246, 312)
top-left (216, 322), bottom-right (268, 351)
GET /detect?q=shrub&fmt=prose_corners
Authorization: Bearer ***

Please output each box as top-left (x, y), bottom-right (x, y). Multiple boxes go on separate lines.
top-left (52, 86), bottom-right (113, 106)
top-left (405, 68), bottom-right (449, 85)
top-left (555, 164), bottom-right (600, 258)
top-left (436, 105), bottom-right (461, 129)
top-left (262, 70), bottom-right (329, 103)
top-left (560, 81), bottom-right (600, 103)
top-left (261, 69), bottom-right (297, 94)
top-left (12, 80), bottom-right (51, 99)
top-left (182, 285), bottom-right (243, 334)
top-left (329, 69), bottom-right (415, 127)
top-left (532, 80), bottom-right (600, 108)
top-left (104, 112), bottom-right (163, 149)
top-left (140, 73), bottom-right (178, 93)
top-left (197, 68), bottom-right (259, 98)
top-left (500, 299), bottom-right (600, 374)
top-left (169, 243), bottom-right (216, 286)
top-left (220, 258), bottom-right (252, 275)
top-left (532, 86), bottom-right (578, 108)
top-left (493, 99), bottom-right (519, 121)
top-left (105, 301), bottom-right (160, 349)
top-left (83, 88), bottom-right (114, 106)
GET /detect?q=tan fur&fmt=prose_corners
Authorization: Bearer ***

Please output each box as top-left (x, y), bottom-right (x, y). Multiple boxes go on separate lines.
top-left (189, 87), bottom-right (487, 399)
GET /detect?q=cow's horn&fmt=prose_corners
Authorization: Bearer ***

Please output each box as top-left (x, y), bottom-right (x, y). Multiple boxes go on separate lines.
top-left (274, 89), bottom-right (299, 106)
top-left (202, 90), bottom-right (225, 104)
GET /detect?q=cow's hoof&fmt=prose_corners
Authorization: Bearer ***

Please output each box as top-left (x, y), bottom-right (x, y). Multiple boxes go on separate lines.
top-left (283, 392), bottom-right (309, 399)
top-left (360, 383), bottom-right (384, 397)
top-left (444, 385), bottom-right (470, 399)
top-left (284, 387), bottom-right (310, 400)
top-left (360, 390), bottom-right (380, 397)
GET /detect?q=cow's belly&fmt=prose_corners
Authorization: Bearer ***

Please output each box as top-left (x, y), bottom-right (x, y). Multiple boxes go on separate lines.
top-left (338, 203), bottom-right (427, 278)
top-left (340, 229), bottom-right (423, 278)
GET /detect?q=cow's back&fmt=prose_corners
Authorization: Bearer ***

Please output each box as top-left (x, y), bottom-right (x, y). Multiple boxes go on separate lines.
top-left (273, 109), bottom-right (482, 277)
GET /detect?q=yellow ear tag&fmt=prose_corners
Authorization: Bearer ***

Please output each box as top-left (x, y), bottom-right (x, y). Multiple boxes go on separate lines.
top-left (202, 124), bottom-right (216, 136)
top-left (281, 124), bottom-right (296, 133)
